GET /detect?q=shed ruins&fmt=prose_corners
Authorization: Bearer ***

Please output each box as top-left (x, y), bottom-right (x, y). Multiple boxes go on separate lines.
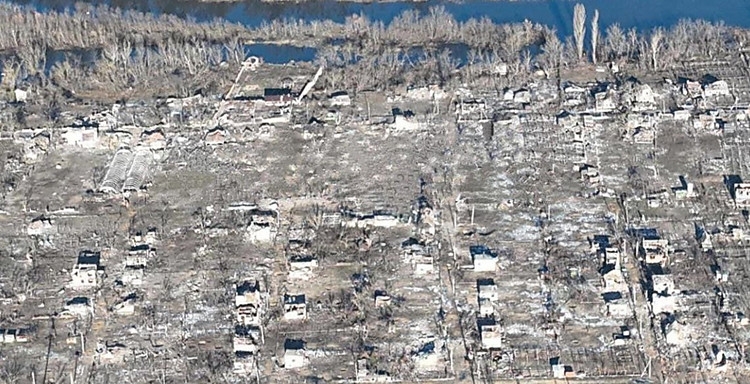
top-left (288, 255), bottom-right (318, 280)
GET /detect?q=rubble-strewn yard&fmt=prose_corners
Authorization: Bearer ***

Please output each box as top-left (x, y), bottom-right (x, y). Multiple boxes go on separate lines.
top-left (5, 7), bottom-right (750, 384)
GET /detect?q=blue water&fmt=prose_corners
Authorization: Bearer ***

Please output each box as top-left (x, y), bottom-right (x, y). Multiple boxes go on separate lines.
top-left (244, 43), bottom-right (318, 63)
top-left (9, 0), bottom-right (750, 64)
top-left (11, 0), bottom-right (750, 34)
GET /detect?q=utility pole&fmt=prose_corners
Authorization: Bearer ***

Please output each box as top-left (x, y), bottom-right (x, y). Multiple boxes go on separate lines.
top-left (42, 317), bottom-right (56, 384)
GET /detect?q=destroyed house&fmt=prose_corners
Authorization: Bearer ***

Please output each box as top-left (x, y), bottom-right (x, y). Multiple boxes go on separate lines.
top-left (140, 128), bottom-right (166, 150)
top-left (246, 209), bottom-right (278, 243)
top-left (411, 253), bottom-right (435, 276)
top-left (733, 183), bottom-right (750, 207)
top-left (329, 91), bottom-right (351, 107)
top-left (289, 255), bottom-right (318, 280)
top-left (96, 342), bottom-right (129, 363)
top-left (402, 238), bottom-right (434, 275)
top-left (477, 279), bottom-right (498, 302)
top-left (0, 328), bottom-right (30, 343)
top-left (131, 228), bottom-right (158, 245)
top-left (412, 340), bottom-right (441, 370)
top-left (456, 98), bottom-right (488, 120)
top-left (401, 237), bottom-right (427, 252)
top-left (479, 319), bottom-right (503, 349)
top-left (642, 238), bottom-right (669, 265)
top-left (704, 80), bottom-right (730, 97)
top-left (342, 209), bottom-right (400, 228)
top-left (374, 291), bottom-right (391, 307)
top-left (70, 251), bottom-right (100, 289)
top-left (595, 92), bottom-right (617, 112)
top-left (602, 247), bottom-right (621, 267)
top-left (62, 127), bottom-right (99, 148)
top-left (233, 325), bottom-right (261, 354)
top-left (651, 274), bottom-right (675, 296)
top-left (237, 304), bottom-right (262, 326)
top-left (289, 254), bottom-right (317, 267)
top-left (632, 127), bottom-right (655, 144)
top-left (682, 79), bottom-right (702, 97)
top-left (128, 243), bottom-right (155, 258)
top-left (283, 339), bottom-right (308, 369)
top-left (651, 293), bottom-right (677, 314)
top-left (63, 297), bottom-right (93, 317)
top-left (236, 281), bottom-right (263, 325)
top-left (264, 88), bottom-right (293, 104)
top-left (478, 295), bottom-right (494, 317)
top-left (633, 84), bottom-right (656, 106)
top-left (204, 127), bottom-right (229, 145)
top-left (283, 294), bottom-right (307, 321)
top-left (27, 216), bottom-right (55, 236)
top-left (250, 209), bottom-right (277, 225)
top-left (112, 293), bottom-right (136, 315)
top-left (552, 363), bottom-right (576, 379)
top-left (120, 263), bottom-right (144, 286)
top-left (471, 245), bottom-right (497, 272)
top-left (235, 281), bottom-right (261, 307)
top-left (357, 357), bottom-right (393, 382)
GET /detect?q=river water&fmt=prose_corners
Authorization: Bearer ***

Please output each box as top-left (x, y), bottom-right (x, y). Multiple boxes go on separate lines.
top-left (11, 0), bottom-right (750, 33)
top-left (9, 0), bottom-right (750, 63)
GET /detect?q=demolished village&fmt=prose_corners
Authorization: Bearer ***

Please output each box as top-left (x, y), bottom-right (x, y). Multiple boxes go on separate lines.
top-left (5, 34), bottom-right (750, 384)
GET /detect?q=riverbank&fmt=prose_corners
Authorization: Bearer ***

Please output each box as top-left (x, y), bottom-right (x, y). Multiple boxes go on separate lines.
top-left (0, 0), bottom-right (743, 125)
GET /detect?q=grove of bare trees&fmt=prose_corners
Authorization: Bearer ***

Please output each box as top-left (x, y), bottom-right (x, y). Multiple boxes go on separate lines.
top-left (0, 2), bottom-right (741, 104)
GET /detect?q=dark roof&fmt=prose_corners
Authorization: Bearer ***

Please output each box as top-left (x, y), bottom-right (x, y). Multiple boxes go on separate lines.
top-left (701, 74), bottom-right (719, 85)
top-left (235, 324), bottom-right (258, 336)
top-left (284, 294), bottom-right (305, 305)
top-left (66, 297), bottom-right (90, 306)
top-left (236, 281), bottom-right (259, 295)
top-left (477, 278), bottom-right (495, 287)
top-left (470, 245), bottom-right (494, 257)
top-left (401, 237), bottom-right (422, 248)
top-left (284, 339), bottom-right (305, 350)
top-left (602, 291), bottom-right (623, 302)
top-left (129, 244), bottom-right (150, 252)
top-left (290, 255), bottom-right (315, 263)
top-left (264, 88), bottom-right (292, 97)
top-left (77, 251), bottom-right (100, 265)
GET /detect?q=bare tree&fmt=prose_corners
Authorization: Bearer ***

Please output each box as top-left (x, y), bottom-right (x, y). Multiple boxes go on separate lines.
top-left (573, 3), bottom-right (586, 61)
top-left (604, 24), bottom-right (626, 61)
top-left (627, 28), bottom-right (640, 62)
top-left (590, 9), bottom-right (599, 65)
top-left (650, 27), bottom-right (665, 69)
top-left (539, 30), bottom-right (564, 76)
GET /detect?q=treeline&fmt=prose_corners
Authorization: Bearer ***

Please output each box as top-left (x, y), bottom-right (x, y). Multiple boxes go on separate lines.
top-left (0, 2), bottom-right (743, 102)
top-left (314, 6), bottom-right (741, 92)
top-left (0, 2), bottom-right (250, 51)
